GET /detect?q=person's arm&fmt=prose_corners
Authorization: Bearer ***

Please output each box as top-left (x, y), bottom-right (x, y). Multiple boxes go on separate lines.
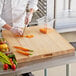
top-left (25, 0), bottom-right (38, 25)
top-left (28, 0), bottom-right (38, 12)
top-left (0, 0), bottom-right (23, 35)
top-left (0, 0), bottom-right (6, 29)
top-left (2, 24), bottom-right (23, 35)
top-left (0, 0), bottom-right (12, 30)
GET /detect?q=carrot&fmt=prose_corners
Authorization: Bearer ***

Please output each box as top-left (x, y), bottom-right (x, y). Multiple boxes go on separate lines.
top-left (15, 35), bottom-right (24, 37)
top-left (40, 28), bottom-right (47, 34)
top-left (15, 35), bottom-right (34, 38)
top-left (16, 50), bottom-right (32, 56)
top-left (25, 35), bottom-right (34, 38)
top-left (14, 46), bottom-right (33, 52)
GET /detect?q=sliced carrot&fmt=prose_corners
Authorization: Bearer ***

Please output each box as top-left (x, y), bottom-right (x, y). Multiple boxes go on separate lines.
top-left (16, 50), bottom-right (32, 56)
top-left (40, 28), bottom-right (47, 34)
top-left (14, 46), bottom-right (33, 52)
top-left (25, 35), bottom-right (34, 38)
top-left (15, 35), bottom-right (24, 37)
top-left (15, 35), bottom-right (34, 38)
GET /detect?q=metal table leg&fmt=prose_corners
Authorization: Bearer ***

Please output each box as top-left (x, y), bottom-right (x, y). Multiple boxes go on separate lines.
top-left (44, 64), bottom-right (70, 76)
top-left (68, 0), bottom-right (72, 18)
top-left (68, 0), bottom-right (71, 10)
top-left (66, 64), bottom-right (69, 76)
top-left (53, 0), bottom-right (56, 29)
top-left (44, 69), bottom-right (47, 76)
top-left (63, 0), bottom-right (71, 73)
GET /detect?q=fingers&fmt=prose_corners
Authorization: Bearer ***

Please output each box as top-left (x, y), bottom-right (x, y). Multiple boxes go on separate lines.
top-left (18, 29), bottom-right (23, 35)
top-left (10, 27), bottom-right (23, 35)
top-left (16, 28), bottom-right (23, 35)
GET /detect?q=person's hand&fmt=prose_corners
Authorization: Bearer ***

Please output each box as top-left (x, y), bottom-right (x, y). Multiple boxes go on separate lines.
top-left (10, 27), bottom-right (23, 35)
top-left (25, 13), bottom-right (33, 25)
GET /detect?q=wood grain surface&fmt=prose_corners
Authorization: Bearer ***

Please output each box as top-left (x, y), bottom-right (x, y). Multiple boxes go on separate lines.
top-left (2, 26), bottom-right (75, 63)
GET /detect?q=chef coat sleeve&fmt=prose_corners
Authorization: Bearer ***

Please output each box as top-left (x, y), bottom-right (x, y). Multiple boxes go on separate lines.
top-left (0, 0), bottom-right (6, 29)
top-left (28, 0), bottom-right (38, 11)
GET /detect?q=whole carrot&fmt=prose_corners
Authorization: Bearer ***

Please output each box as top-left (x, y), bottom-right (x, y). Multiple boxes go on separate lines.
top-left (16, 50), bottom-right (32, 56)
top-left (14, 46), bottom-right (33, 52)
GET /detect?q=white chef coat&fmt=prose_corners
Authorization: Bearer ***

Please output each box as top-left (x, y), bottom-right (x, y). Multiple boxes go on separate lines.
top-left (0, 0), bottom-right (38, 29)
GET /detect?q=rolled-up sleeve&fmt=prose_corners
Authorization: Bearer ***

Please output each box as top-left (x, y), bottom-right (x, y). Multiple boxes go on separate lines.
top-left (28, 0), bottom-right (38, 11)
top-left (0, 0), bottom-right (6, 29)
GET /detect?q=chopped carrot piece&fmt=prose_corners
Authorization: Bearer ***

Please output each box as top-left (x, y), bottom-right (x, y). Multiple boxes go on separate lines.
top-left (15, 35), bottom-right (24, 37)
top-left (16, 50), bottom-right (32, 56)
top-left (25, 35), bottom-right (34, 38)
top-left (40, 28), bottom-right (47, 34)
top-left (15, 35), bottom-right (34, 38)
top-left (14, 46), bottom-right (33, 52)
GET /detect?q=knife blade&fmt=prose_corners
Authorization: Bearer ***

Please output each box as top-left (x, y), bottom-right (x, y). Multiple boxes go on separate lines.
top-left (22, 12), bottom-right (31, 35)
top-left (22, 24), bottom-right (28, 36)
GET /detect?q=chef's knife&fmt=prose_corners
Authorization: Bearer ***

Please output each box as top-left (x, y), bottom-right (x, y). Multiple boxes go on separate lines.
top-left (22, 14), bottom-right (30, 35)
top-left (22, 24), bottom-right (28, 35)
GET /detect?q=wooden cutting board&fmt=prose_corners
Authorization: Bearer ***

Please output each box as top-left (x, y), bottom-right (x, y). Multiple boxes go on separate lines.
top-left (2, 26), bottom-right (75, 63)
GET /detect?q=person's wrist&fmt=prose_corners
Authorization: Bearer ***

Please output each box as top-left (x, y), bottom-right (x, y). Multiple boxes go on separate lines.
top-left (26, 12), bottom-right (32, 16)
top-left (29, 8), bottom-right (34, 13)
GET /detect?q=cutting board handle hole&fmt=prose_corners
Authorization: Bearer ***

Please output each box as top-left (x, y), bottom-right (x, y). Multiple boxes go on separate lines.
top-left (43, 53), bottom-right (53, 57)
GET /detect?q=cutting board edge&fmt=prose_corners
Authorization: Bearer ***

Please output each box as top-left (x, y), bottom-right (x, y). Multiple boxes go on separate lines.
top-left (17, 48), bottom-right (75, 63)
